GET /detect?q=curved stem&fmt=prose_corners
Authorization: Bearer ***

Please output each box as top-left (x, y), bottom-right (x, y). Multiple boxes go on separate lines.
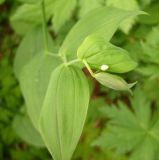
top-left (66, 59), bottom-right (80, 65)
top-left (41, 0), bottom-right (49, 53)
top-left (82, 60), bottom-right (94, 76)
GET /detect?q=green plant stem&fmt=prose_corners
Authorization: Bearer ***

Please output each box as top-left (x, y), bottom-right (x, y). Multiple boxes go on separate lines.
top-left (61, 54), bottom-right (67, 63)
top-left (46, 51), bottom-right (60, 57)
top-left (41, 0), bottom-right (49, 53)
top-left (83, 60), bottom-right (94, 76)
top-left (66, 59), bottom-right (80, 65)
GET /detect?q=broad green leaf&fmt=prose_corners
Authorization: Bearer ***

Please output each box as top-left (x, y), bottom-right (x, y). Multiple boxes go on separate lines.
top-left (94, 72), bottom-right (136, 93)
top-left (13, 107), bottom-right (44, 147)
top-left (19, 53), bottom-right (62, 129)
top-left (17, 0), bottom-right (42, 4)
top-left (78, 0), bottom-right (103, 17)
top-left (106, 0), bottom-right (140, 33)
top-left (14, 25), bottom-right (54, 79)
top-left (40, 64), bottom-right (90, 160)
top-left (59, 7), bottom-right (144, 59)
top-left (10, 0), bottom-right (55, 34)
top-left (94, 88), bottom-right (159, 160)
top-left (77, 34), bottom-right (137, 73)
top-left (52, 0), bottom-right (76, 31)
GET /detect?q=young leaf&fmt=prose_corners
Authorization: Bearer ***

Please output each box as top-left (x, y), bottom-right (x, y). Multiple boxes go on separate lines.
top-left (59, 7), bottom-right (143, 59)
top-left (40, 64), bottom-right (90, 160)
top-left (77, 34), bottom-right (137, 73)
top-left (94, 88), bottom-right (159, 160)
top-left (52, 0), bottom-right (76, 32)
top-left (106, 0), bottom-right (140, 33)
top-left (19, 53), bottom-right (61, 129)
top-left (14, 25), bottom-right (54, 79)
top-left (13, 107), bottom-right (44, 147)
top-left (94, 72), bottom-right (136, 93)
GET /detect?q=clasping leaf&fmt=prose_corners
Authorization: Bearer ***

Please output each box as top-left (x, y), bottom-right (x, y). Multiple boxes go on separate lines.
top-left (77, 34), bottom-right (137, 73)
top-left (40, 64), bottom-right (90, 160)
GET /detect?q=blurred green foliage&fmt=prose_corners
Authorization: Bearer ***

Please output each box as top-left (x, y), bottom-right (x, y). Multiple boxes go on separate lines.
top-left (1, 0), bottom-right (159, 159)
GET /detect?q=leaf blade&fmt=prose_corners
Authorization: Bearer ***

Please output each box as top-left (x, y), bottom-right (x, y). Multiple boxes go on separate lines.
top-left (40, 65), bottom-right (90, 160)
top-left (59, 7), bottom-right (144, 59)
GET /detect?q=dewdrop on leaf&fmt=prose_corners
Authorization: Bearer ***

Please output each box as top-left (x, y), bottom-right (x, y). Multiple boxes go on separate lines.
top-left (100, 65), bottom-right (109, 71)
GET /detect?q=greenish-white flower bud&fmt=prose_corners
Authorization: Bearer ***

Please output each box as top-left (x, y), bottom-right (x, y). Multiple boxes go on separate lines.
top-left (94, 72), bottom-right (136, 93)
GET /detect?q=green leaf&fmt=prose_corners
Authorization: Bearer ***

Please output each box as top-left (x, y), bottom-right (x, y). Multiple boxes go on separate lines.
top-left (19, 53), bottom-right (61, 129)
top-left (17, 0), bottom-right (42, 4)
top-left (40, 64), bottom-right (90, 160)
top-left (145, 27), bottom-right (159, 46)
top-left (94, 72), bottom-right (136, 93)
top-left (78, 0), bottom-right (103, 18)
top-left (140, 27), bottom-right (159, 65)
top-left (136, 64), bottom-right (159, 78)
top-left (52, 0), bottom-right (76, 32)
top-left (94, 88), bottom-right (159, 160)
top-left (143, 78), bottom-right (159, 106)
top-left (10, 0), bottom-right (55, 34)
top-left (141, 42), bottom-right (159, 64)
top-left (139, 0), bottom-right (151, 7)
top-left (139, 3), bottom-right (159, 25)
top-left (14, 25), bottom-right (54, 79)
top-left (77, 34), bottom-right (137, 73)
top-left (106, 0), bottom-right (140, 33)
top-left (13, 107), bottom-right (44, 147)
top-left (59, 7), bottom-right (144, 59)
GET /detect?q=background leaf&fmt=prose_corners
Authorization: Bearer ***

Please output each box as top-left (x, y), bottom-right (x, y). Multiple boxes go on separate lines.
top-left (78, 0), bottom-right (103, 17)
top-left (0, 0), bottom-right (5, 5)
top-left (93, 87), bottom-right (159, 160)
top-left (10, 0), bottom-right (55, 34)
top-left (13, 107), bottom-right (44, 147)
top-left (19, 53), bottom-right (61, 129)
top-left (52, 0), bottom-right (76, 32)
top-left (106, 0), bottom-right (140, 33)
top-left (139, 2), bottom-right (159, 25)
top-left (14, 25), bottom-right (54, 79)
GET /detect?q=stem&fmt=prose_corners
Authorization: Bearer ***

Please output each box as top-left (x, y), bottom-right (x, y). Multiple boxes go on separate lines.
top-left (46, 51), bottom-right (60, 57)
top-left (62, 54), bottom-right (67, 63)
top-left (83, 60), bottom-right (94, 76)
top-left (41, 0), bottom-right (49, 53)
top-left (67, 59), bottom-right (80, 65)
